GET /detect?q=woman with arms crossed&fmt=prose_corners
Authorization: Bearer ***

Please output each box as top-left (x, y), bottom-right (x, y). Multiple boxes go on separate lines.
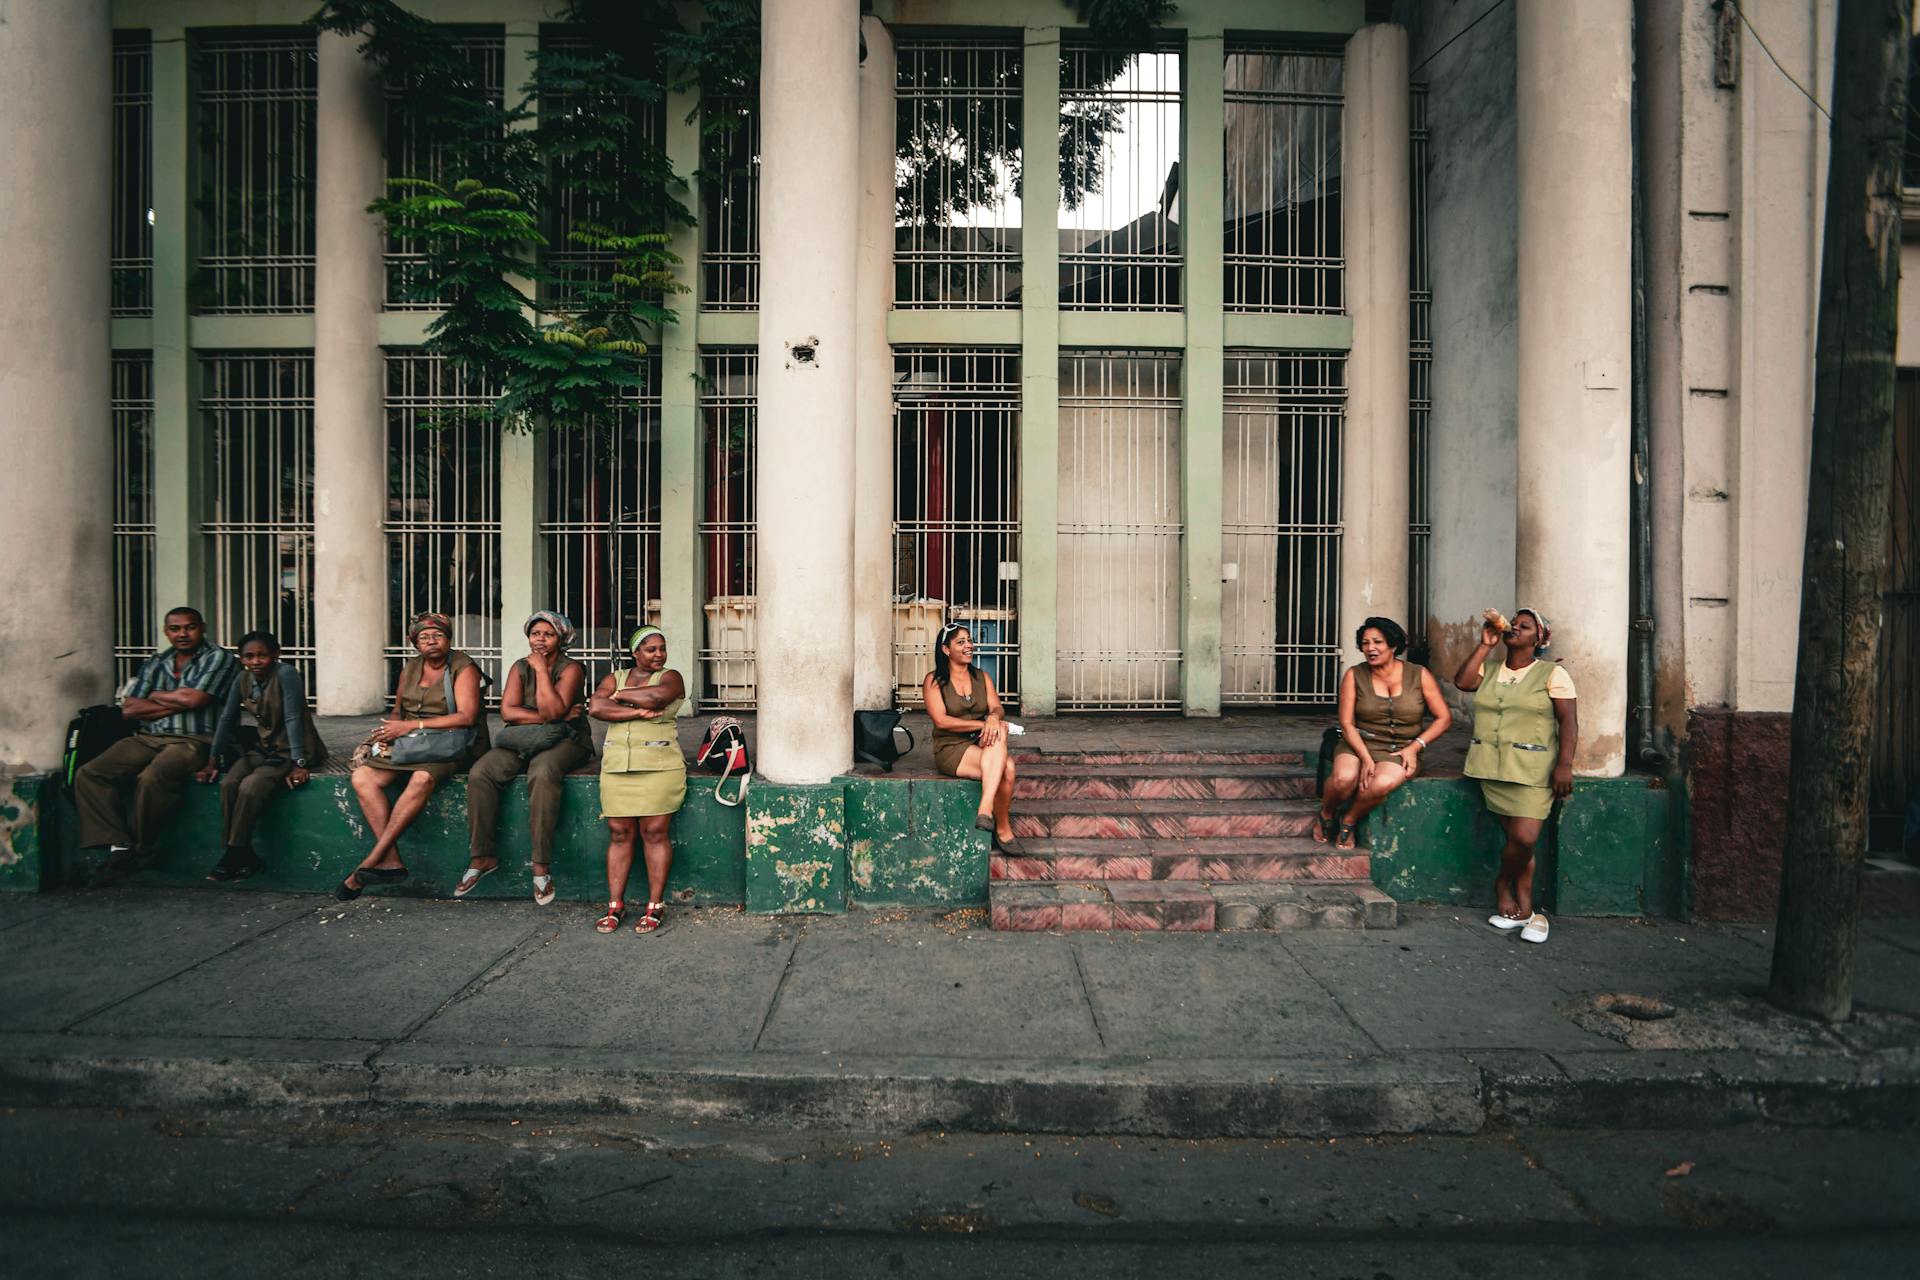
top-left (590, 626), bottom-right (687, 936)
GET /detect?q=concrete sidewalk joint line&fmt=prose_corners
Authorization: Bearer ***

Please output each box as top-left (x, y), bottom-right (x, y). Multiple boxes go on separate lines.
top-left (1068, 942), bottom-right (1107, 1052)
top-left (751, 930), bottom-right (804, 1053)
top-left (63, 900), bottom-right (318, 1033)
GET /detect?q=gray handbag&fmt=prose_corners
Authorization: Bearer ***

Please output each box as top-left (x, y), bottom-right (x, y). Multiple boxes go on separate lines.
top-left (388, 665), bottom-right (476, 764)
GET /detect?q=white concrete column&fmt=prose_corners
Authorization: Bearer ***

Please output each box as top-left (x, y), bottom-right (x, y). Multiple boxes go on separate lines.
top-left (852, 15), bottom-right (897, 711)
top-left (1338, 24), bottom-right (1411, 649)
top-left (1515, 0), bottom-right (1632, 775)
top-left (0, 0), bottom-right (113, 771)
top-left (312, 31), bottom-right (392, 714)
top-left (756, 0), bottom-right (862, 782)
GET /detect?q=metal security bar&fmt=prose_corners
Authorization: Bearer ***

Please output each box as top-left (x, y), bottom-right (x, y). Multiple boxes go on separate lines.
top-left (539, 29), bottom-right (666, 311)
top-left (1223, 42), bottom-right (1343, 314)
top-left (1408, 84), bottom-right (1433, 657)
top-left (699, 350), bottom-right (757, 707)
top-left (385, 31), bottom-right (505, 310)
top-left (200, 353), bottom-right (316, 686)
top-left (895, 37), bottom-right (1024, 308)
top-left (112, 32), bottom-right (154, 318)
top-left (543, 359), bottom-right (663, 686)
top-left (700, 92), bottom-right (760, 310)
top-left (385, 354), bottom-right (501, 689)
top-left (893, 349), bottom-right (1022, 706)
top-left (112, 354), bottom-right (156, 683)
top-left (196, 33), bottom-right (317, 314)
top-left (1059, 42), bottom-right (1184, 311)
top-left (1222, 351), bottom-right (1345, 704)
top-left (1058, 350), bottom-right (1183, 709)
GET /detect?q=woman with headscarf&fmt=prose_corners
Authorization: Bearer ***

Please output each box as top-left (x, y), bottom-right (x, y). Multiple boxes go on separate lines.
top-left (337, 612), bottom-right (490, 900)
top-left (588, 625), bottom-right (687, 935)
top-left (1452, 607), bottom-right (1578, 944)
top-left (457, 610), bottom-right (594, 904)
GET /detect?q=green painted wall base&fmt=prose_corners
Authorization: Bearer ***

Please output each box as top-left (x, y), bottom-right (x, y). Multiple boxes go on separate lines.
top-left (847, 775), bottom-right (991, 906)
top-left (744, 782), bottom-right (849, 914)
top-left (1, 773), bottom-right (52, 893)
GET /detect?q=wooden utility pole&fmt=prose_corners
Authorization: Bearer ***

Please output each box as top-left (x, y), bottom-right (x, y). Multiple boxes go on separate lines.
top-left (1771, 0), bottom-right (1911, 1021)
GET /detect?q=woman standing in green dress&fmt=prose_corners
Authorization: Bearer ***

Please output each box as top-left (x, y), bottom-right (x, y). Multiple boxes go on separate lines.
top-left (590, 626), bottom-right (686, 935)
top-left (1452, 608), bottom-right (1578, 943)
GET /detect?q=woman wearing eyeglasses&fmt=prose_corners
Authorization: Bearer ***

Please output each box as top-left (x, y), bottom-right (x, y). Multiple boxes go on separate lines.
top-left (922, 623), bottom-right (1020, 853)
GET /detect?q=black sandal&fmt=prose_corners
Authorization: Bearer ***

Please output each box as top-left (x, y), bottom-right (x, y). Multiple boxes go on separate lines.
top-left (1335, 821), bottom-right (1358, 850)
top-left (1316, 812), bottom-right (1339, 844)
top-left (333, 877), bottom-right (364, 901)
top-left (357, 866), bottom-right (409, 885)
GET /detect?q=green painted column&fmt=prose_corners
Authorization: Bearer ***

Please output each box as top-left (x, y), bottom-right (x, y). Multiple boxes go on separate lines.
top-left (150, 27), bottom-right (205, 617)
top-left (497, 25), bottom-right (543, 661)
top-left (659, 86), bottom-right (704, 694)
top-left (1181, 29), bottom-right (1226, 717)
top-left (1018, 25), bottom-right (1060, 716)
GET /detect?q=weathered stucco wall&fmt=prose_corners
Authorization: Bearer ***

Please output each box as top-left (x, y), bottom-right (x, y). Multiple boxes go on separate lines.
top-left (1402, 1), bottom-right (1518, 709)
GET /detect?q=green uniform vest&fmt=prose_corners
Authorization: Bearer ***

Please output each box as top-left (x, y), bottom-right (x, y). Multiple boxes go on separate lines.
top-left (599, 669), bottom-right (685, 773)
top-left (1463, 658), bottom-right (1559, 786)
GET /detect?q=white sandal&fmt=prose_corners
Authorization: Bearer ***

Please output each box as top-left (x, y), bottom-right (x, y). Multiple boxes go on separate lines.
top-left (532, 873), bottom-right (556, 907)
top-left (1488, 912), bottom-right (1529, 931)
top-left (453, 862), bottom-right (497, 898)
top-left (1521, 912), bottom-right (1550, 944)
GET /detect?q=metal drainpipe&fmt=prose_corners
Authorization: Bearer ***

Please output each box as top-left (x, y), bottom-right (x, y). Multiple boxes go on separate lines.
top-left (1630, 14), bottom-right (1665, 770)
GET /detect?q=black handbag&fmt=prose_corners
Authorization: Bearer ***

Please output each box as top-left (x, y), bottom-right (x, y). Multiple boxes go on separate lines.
top-left (853, 709), bottom-right (915, 772)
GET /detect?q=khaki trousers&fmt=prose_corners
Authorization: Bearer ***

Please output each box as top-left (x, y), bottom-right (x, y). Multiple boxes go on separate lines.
top-left (73, 733), bottom-right (210, 850)
top-left (466, 739), bottom-right (593, 865)
top-left (219, 751), bottom-right (294, 847)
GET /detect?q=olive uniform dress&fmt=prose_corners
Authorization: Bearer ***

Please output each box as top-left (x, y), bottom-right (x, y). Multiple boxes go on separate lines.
top-left (361, 651), bottom-right (491, 783)
top-left (931, 671), bottom-right (991, 777)
top-left (1463, 658), bottom-right (1576, 820)
top-left (598, 669), bottom-right (687, 817)
top-left (1332, 661), bottom-right (1430, 765)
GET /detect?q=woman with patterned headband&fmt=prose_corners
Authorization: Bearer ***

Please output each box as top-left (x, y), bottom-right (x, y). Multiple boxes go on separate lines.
top-left (457, 610), bottom-right (595, 905)
top-left (1453, 606), bottom-right (1579, 945)
top-left (337, 611), bottom-right (491, 900)
top-left (588, 625), bottom-right (687, 935)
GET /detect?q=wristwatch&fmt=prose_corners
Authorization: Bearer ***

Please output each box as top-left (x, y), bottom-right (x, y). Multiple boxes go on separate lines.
top-left (292, 757), bottom-right (309, 769)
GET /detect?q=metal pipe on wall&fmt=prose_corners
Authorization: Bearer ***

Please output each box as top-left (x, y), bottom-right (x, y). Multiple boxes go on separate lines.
top-left (1630, 7), bottom-right (1665, 769)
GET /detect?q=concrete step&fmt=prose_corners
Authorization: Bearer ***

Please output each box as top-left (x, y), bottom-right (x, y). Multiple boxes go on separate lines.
top-left (1011, 749), bottom-right (1306, 768)
top-left (993, 836), bottom-right (1370, 883)
top-left (988, 880), bottom-right (1396, 931)
top-left (989, 880), bottom-right (1215, 932)
top-left (1010, 797), bottom-right (1322, 841)
top-left (1211, 882), bottom-right (1399, 931)
top-left (1015, 765), bottom-right (1318, 802)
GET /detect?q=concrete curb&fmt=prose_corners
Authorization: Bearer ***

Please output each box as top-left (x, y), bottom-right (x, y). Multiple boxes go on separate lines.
top-left (3, 1036), bottom-right (1916, 1136)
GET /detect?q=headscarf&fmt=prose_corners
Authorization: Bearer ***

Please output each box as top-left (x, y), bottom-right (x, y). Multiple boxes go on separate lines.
top-left (627, 625), bottom-right (665, 653)
top-left (407, 611), bottom-right (453, 643)
top-left (524, 609), bottom-right (575, 650)
top-left (1514, 607), bottom-right (1552, 655)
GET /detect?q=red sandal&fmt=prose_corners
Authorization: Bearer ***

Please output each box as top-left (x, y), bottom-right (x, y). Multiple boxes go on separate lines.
top-left (633, 901), bottom-right (667, 935)
top-left (595, 901), bottom-right (625, 934)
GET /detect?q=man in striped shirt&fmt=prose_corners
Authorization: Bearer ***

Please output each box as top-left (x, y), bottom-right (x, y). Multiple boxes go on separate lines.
top-left (76, 606), bottom-right (240, 886)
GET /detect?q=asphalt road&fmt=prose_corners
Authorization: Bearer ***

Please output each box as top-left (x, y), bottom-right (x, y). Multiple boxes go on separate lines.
top-left (6, 1106), bottom-right (1916, 1277)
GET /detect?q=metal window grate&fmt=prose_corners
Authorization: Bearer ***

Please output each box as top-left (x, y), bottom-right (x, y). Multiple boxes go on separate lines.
top-left (112, 353), bottom-right (156, 684)
top-left (1059, 41), bottom-right (1183, 312)
top-left (1222, 350), bottom-right (1345, 705)
top-left (700, 90), bottom-right (760, 310)
top-left (893, 349), bottom-right (1022, 707)
top-left (698, 349), bottom-right (757, 707)
top-left (539, 29), bottom-right (668, 311)
top-left (1058, 350), bottom-right (1184, 710)
top-left (542, 359), bottom-right (663, 687)
top-left (1223, 42), bottom-right (1344, 314)
top-left (385, 354), bottom-right (502, 691)
top-left (113, 32), bottom-right (154, 318)
top-left (195, 34), bottom-right (317, 315)
top-left (385, 31), bottom-right (505, 310)
top-left (200, 353), bottom-right (316, 686)
top-left (894, 37), bottom-right (1024, 308)
top-left (1408, 85), bottom-right (1432, 655)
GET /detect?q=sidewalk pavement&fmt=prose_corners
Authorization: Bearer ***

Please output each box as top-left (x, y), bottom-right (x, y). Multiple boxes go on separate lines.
top-left (2, 888), bottom-right (1916, 1137)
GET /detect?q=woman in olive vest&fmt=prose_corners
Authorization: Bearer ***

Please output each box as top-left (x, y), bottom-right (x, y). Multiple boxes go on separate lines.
top-left (590, 626), bottom-right (687, 935)
top-left (196, 631), bottom-right (328, 882)
top-left (337, 612), bottom-right (490, 900)
top-left (1316, 616), bottom-right (1452, 850)
top-left (458, 610), bottom-right (594, 905)
top-left (922, 622), bottom-right (1020, 853)
top-left (1452, 607), bottom-right (1579, 943)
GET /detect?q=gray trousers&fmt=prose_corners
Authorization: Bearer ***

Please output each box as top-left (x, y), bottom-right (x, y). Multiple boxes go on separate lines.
top-left (466, 739), bottom-right (593, 865)
top-left (73, 733), bottom-right (210, 850)
top-left (220, 751), bottom-right (294, 847)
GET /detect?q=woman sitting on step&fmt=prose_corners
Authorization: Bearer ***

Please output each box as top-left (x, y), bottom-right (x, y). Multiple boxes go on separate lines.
top-left (923, 623), bottom-right (1021, 855)
top-left (1315, 616), bottom-right (1452, 852)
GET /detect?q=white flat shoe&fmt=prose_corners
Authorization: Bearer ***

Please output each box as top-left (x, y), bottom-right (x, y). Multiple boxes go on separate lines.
top-left (532, 874), bottom-right (556, 907)
top-left (1488, 913), bottom-right (1528, 930)
top-left (1521, 912), bottom-right (1550, 944)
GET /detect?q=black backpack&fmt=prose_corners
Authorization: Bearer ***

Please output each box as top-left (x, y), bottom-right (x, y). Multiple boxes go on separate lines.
top-left (853, 709), bottom-right (915, 772)
top-left (63, 705), bottom-right (132, 789)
